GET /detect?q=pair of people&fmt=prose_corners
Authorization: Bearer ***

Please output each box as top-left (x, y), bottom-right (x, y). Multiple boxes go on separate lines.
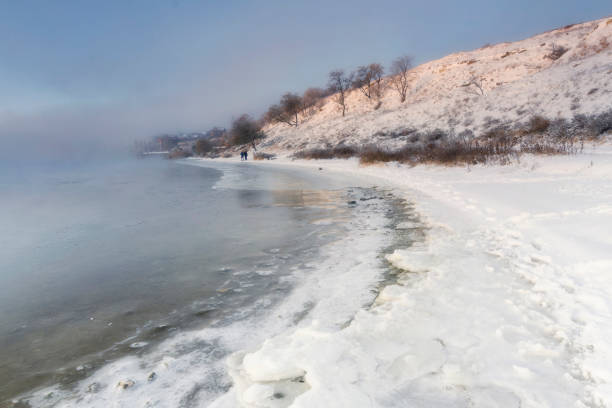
top-left (240, 150), bottom-right (248, 161)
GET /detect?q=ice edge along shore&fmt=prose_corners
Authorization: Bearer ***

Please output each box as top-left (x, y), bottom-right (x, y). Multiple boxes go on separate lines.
top-left (200, 145), bottom-right (612, 407)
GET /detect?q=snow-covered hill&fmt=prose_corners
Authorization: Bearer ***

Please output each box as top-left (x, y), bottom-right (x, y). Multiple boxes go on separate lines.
top-left (260, 17), bottom-right (612, 154)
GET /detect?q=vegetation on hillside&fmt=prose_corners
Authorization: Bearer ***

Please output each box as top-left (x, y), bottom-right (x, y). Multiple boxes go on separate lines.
top-left (293, 109), bottom-right (612, 166)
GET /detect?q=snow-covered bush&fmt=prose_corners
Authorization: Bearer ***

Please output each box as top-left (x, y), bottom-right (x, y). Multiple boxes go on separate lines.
top-left (545, 43), bottom-right (569, 60)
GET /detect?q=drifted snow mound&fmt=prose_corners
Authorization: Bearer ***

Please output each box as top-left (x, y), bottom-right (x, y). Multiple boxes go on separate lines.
top-left (261, 16), bottom-right (612, 154)
top-left (212, 217), bottom-right (597, 407)
top-left (386, 244), bottom-right (438, 273)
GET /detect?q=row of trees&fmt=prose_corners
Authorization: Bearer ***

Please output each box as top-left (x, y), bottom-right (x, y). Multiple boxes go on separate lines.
top-left (264, 87), bottom-right (331, 128)
top-left (264, 55), bottom-right (413, 127)
top-left (178, 115), bottom-right (264, 157)
top-left (213, 54), bottom-right (414, 152)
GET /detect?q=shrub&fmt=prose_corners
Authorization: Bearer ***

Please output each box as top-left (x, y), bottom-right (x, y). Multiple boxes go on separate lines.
top-left (253, 152), bottom-right (276, 160)
top-left (293, 145), bottom-right (359, 160)
top-left (230, 114), bottom-right (265, 146)
top-left (526, 115), bottom-right (551, 133)
top-left (571, 110), bottom-right (612, 138)
top-left (423, 129), bottom-right (447, 142)
top-left (359, 127), bottom-right (579, 167)
top-left (194, 139), bottom-right (213, 156)
top-left (292, 111), bottom-right (612, 166)
top-left (359, 141), bottom-right (504, 166)
top-left (547, 118), bottom-right (571, 139)
top-left (545, 44), bottom-right (569, 60)
top-left (586, 110), bottom-right (612, 136)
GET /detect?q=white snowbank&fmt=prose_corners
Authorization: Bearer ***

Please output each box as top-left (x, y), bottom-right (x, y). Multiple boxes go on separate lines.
top-left (207, 143), bottom-right (612, 407)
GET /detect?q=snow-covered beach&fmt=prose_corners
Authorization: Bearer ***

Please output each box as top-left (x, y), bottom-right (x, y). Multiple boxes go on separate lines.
top-left (0, 8), bottom-right (612, 408)
top-left (202, 144), bottom-right (612, 407)
top-left (4, 2), bottom-right (612, 407)
top-left (15, 146), bottom-right (612, 408)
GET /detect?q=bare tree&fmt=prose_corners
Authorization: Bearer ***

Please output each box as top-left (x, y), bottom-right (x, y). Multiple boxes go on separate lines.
top-left (370, 63), bottom-right (385, 100)
top-left (194, 138), bottom-right (213, 156)
top-left (353, 65), bottom-right (372, 99)
top-left (390, 56), bottom-right (413, 103)
top-left (301, 87), bottom-right (327, 117)
top-left (328, 70), bottom-right (353, 117)
top-left (282, 93), bottom-right (302, 127)
top-left (230, 114), bottom-right (265, 148)
top-left (266, 92), bottom-right (303, 127)
top-left (461, 75), bottom-right (485, 96)
top-left (353, 63), bottom-right (385, 100)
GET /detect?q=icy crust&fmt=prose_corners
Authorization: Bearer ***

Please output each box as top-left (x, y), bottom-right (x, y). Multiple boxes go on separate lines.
top-left (207, 146), bottom-right (612, 407)
top-left (214, 226), bottom-right (584, 407)
top-left (24, 184), bottom-right (394, 407)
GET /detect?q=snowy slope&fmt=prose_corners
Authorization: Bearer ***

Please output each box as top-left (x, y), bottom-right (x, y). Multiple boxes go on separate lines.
top-left (260, 17), bottom-right (612, 153)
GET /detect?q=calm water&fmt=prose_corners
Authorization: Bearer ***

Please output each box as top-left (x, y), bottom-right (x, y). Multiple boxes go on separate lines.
top-left (0, 157), bottom-right (360, 404)
top-left (0, 157), bottom-right (421, 407)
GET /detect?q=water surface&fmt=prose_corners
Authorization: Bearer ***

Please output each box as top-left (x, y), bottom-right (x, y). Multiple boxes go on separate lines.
top-left (0, 157), bottom-right (353, 403)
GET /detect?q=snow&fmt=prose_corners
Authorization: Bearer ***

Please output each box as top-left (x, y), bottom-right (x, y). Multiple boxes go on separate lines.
top-left (258, 17), bottom-right (612, 154)
top-left (23, 16), bottom-right (612, 407)
top-left (205, 143), bottom-right (612, 407)
top-left (211, 20), bottom-right (612, 405)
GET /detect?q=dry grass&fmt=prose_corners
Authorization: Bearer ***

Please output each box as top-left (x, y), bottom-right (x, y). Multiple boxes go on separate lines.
top-left (294, 145), bottom-right (359, 160)
top-left (253, 152), bottom-right (276, 160)
top-left (359, 141), bottom-right (510, 166)
top-left (360, 135), bottom-right (575, 166)
top-left (294, 133), bottom-right (578, 167)
top-left (292, 110), bottom-right (612, 167)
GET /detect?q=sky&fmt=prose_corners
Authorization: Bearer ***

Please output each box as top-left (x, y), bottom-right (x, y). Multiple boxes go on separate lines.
top-left (0, 0), bottom-right (610, 161)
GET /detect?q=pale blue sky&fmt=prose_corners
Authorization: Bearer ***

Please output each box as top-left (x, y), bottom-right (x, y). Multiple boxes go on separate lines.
top-left (0, 0), bottom-right (610, 159)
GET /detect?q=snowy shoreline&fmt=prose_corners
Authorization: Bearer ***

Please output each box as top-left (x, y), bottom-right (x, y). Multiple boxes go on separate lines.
top-left (194, 145), bottom-right (612, 407)
top-left (22, 160), bottom-right (408, 407)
